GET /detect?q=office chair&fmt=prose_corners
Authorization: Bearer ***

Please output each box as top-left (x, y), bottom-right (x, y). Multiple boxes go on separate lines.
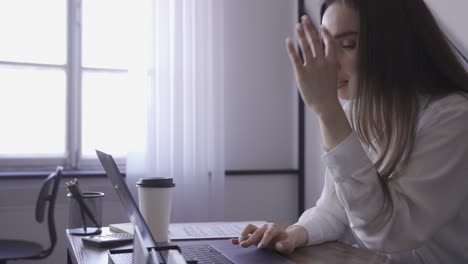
top-left (0, 166), bottom-right (63, 264)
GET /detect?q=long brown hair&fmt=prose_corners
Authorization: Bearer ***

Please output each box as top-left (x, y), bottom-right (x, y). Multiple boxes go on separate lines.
top-left (319, 0), bottom-right (468, 226)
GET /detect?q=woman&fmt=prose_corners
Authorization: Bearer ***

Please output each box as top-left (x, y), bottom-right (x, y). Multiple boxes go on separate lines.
top-left (232, 0), bottom-right (468, 263)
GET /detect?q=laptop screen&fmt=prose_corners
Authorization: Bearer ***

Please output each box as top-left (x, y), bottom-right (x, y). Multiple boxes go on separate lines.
top-left (96, 150), bottom-right (157, 248)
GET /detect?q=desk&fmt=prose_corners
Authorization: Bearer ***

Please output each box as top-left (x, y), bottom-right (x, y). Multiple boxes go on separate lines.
top-left (66, 228), bottom-right (395, 264)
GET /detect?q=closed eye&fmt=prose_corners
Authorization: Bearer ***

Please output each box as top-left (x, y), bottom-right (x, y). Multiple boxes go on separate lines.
top-left (342, 44), bottom-right (356, 49)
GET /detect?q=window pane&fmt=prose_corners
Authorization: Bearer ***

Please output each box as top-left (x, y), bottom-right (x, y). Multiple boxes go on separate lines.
top-left (0, 67), bottom-right (66, 155)
top-left (82, 71), bottom-right (147, 157)
top-left (82, 0), bottom-right (139, 69)
top-left (0, 0), bottom-right (65, 64)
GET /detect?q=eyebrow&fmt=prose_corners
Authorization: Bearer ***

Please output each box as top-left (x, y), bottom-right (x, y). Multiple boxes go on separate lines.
top-left (333, 31), bottom-right (358, 39)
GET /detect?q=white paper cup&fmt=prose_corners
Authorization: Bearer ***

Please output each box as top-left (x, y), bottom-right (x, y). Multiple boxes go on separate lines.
top-left (136, 177), bottom-right (175, 242)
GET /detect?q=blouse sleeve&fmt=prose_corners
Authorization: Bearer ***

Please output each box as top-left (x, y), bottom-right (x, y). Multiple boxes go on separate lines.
top-left (323, 96), bottom-right (468, 253)
top-left (293, 168), bottom-right (349, 246)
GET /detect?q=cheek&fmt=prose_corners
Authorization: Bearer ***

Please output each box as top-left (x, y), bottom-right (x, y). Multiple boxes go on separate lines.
top-left (340, 54), bottom-right (358, 75)
top-left (349, 52), bottom-right (359, 76)
top-left (349, 58), bottom-right (358, 91)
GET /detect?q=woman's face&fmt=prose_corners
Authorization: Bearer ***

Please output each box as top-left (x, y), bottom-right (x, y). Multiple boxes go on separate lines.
top-left (322, 3), bottom-right (359, 101)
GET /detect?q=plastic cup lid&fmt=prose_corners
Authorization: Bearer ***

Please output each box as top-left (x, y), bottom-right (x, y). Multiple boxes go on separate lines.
top-left (136, 177), bottom-right (175, 188)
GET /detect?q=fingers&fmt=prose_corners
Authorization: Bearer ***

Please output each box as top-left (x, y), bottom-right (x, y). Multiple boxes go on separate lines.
top-left (296, 23), bottom-right (313, 64)
top-left (239, 224), bottom-right (259, 243)
top-left (239, 224), bottom-right (268, 248)
top-left (301, 15), bottom-right (325, 59)
top-left (275, 238), bottom-right (295, 255)
top-left (321, 26), bottom-right (336, 61)
top-left (231, 224), bottom-right (261, 247)
top-left (287, 15), bottom-right (326, 69)
top-left (257, 223), bottom-right (284, 248)
top-left (232, 223), bottom-right (296, 255)
top-left (285, 38), bottom-right (302, 73)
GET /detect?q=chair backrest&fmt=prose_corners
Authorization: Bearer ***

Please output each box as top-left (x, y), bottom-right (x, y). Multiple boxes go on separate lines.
top-left (34, 166), bottom-right (63, 259)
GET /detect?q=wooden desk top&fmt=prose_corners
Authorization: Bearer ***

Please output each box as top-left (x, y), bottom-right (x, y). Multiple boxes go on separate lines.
top-left (66, 228), bottom-right (394, 264)
top-left (290, 242), bottom-right (394, 264)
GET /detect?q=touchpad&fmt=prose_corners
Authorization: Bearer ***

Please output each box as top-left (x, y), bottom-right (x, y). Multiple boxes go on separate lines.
top-left (208, 240), bottom-right (295, 264)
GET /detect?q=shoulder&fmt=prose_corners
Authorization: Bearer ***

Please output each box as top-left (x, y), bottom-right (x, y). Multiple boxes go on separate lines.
top-left (424, 93), bottom-right (468, 111)
top-left (417, 93), bottom-right (468, 133)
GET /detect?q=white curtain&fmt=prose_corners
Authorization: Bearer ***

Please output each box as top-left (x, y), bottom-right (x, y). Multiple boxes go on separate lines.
top-left (127, 0), bottom-right (225, 223)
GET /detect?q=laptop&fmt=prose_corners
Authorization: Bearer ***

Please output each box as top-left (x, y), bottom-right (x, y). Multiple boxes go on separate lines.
top-left (96, 150), bottom-right (295, 264)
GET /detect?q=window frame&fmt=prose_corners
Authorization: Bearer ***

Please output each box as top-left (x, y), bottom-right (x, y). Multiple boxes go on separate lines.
top-left (0, 0), bottom-right (126, 172)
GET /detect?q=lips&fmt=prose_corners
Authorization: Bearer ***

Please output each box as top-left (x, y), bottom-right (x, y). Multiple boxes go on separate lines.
top-left (337, 80), bottom-right (349, 88)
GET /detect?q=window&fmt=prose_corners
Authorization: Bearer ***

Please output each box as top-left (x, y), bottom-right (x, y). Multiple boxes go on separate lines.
top-left (0, 0), bottom-right (148, 172)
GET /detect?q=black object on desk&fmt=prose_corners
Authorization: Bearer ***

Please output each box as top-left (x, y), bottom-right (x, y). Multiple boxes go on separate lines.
top-left (0, 166), bottom-right (63, 264)
top-left (82, 232), bottom-right (133, 248)
top-left (66, 178), bottom-right (102, 236)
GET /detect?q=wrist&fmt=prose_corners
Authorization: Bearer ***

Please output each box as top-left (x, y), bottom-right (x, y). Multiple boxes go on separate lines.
top-left (316, 103), bottom-right (352, 152)
top-left (285, 225), bottom-right (308, 248)
top-left (315, 101), bottom-right (344, 122)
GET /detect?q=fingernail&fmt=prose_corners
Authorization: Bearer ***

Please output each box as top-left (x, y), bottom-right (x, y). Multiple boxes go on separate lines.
top-left (301, 15), bottom-right (307, 21)
top-left (257, 242), bottom-right (264, 248)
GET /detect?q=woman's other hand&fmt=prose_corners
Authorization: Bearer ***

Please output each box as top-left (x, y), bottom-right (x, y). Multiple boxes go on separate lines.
top-left (231, 223), bottom-right (308, 255)
top-left (286, 15), bottom-right (341, 117)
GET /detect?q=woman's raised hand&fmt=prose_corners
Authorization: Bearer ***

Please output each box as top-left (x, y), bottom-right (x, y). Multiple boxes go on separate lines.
top-left (286, 15), bottom-right (340, 116)
top-left (231, 223), bottom-right (306, 255)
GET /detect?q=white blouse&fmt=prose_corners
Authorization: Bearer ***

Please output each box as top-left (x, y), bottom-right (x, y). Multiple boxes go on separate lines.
top-left (295, 93), bottom-right (468, 264)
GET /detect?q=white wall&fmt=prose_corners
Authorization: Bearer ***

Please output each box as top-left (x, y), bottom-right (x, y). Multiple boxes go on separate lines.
top-left (224, 0), bottom-right (298, 170)
top-left (225, 175), bottom-right (297, 224)
top-left (223, 0), bottom-right (298, 222)
top-left (0, 1), bottom-right (299, 263)
top-left (424, 0), bottom-right (468, 56)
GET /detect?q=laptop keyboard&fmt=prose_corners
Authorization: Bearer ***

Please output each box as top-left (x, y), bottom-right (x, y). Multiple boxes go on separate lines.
top-left (158, 244), bottom-right (233, 264)
top-left (108, 232), bottom-right (134, 240)
top-left (109, 243), bottom-right (233, 264)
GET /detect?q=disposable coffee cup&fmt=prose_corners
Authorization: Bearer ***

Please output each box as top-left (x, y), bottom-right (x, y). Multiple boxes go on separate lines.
top-left (136, 177), bottom-right (175, 242)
